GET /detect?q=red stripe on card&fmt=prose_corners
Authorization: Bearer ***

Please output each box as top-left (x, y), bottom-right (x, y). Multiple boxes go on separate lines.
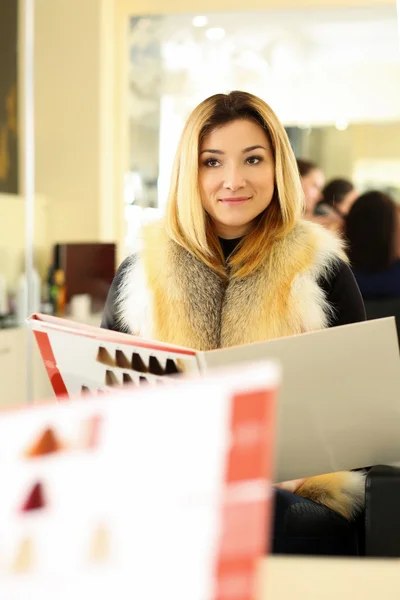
top-left (213, 387), bottom-right (276, 600)
top-left (226, 389), bottom-right (276, 483)
top-left (86, 414), bottom-right (103, 449)
top-left (33, 331), bottom-right (69, 399)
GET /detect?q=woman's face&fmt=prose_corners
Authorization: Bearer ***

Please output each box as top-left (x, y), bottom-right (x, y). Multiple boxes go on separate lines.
top-left (198, 118), bottom-right (275, 239)
top-left (301, 168), bottom-right (325, 214)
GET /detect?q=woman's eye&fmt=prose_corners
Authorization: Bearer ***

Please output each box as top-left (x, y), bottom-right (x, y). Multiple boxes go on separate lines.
top-left (246, 155), bottom-right (262, 165)
top-left (204, 158), bottom-right (220, 167)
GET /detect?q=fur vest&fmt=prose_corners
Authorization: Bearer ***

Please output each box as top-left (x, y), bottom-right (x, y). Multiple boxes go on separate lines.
top-left (117, 219), bottom-right (347, 348)
top-left (116, 219), bottom-right (365, 519)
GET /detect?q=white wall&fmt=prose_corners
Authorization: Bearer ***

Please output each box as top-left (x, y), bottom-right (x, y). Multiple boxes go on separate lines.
top-left (0, 194), bottom-right (49, 289)
top-left (118, 0), bottom-right (396, 14)
top-left (34, 0), bottom-right (105, 245)
top-left (313, 122), bottom-right (400, 181)
top-left (2, 0), bottom-right (116, 288)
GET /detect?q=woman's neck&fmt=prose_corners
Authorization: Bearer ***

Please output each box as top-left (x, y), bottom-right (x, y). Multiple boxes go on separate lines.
top-left (218, 236), bottom-right (242, 261)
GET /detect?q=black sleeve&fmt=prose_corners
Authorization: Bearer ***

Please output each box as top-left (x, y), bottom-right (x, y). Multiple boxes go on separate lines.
top-left (101, 255), bottom-right (136, 332)
top-left (321, 260), bottom-right (366, 327)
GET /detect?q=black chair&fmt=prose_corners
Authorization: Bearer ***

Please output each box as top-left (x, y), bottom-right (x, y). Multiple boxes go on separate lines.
top-left (365, 465), bottom-right (400, 556)
top-left (364, 297), bottom-right (400, 342)
top-left (272, 488), bottom-right (363, 556)
top-left (271, 465), bottom-right (400, 557)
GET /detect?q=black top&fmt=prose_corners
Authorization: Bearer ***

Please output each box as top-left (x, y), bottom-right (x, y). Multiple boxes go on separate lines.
top-left (101, 237), bottom-right (366, 332)
top-left (353, 259), bottom-right (400, 300)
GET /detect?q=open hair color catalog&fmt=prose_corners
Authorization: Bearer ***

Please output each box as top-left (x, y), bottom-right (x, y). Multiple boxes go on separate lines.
top-left (27, 313), bottom-right (400, 483)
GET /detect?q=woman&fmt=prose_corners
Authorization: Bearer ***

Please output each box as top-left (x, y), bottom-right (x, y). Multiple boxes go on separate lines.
top-left (296, 159), bottom-right (325, 218)
top-left (297, 159), bottom-right (342, 231)
top-left (318, 178), bottom-right (358, 218)
top-left (345, 191), bottom-right (400, 299)
top-left (102, 91), bottom-right (366, 551)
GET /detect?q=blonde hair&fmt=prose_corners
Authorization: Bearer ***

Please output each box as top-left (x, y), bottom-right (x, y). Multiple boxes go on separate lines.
top-left (165, 91), bottom-right (304, 278)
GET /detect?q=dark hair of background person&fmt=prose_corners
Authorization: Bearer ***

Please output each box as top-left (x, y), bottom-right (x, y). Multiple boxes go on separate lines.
top-left (322, 178), bottom-right (354, 209)
top-left (345, 191), bottom-right (397, 272)
top-left (296, 158), bottom-right (318, 178)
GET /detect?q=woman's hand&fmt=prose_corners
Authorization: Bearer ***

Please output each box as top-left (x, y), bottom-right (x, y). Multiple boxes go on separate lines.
top-left (272, 478), bottom-right (307, 494)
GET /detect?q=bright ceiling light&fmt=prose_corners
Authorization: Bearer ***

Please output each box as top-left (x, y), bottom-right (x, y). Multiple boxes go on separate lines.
top-left (205, 27), bottom-right (225, 41)
top-left (335, 118), bottom-right (349, 131)
top-left (192, 15), bottom-right (208, 27)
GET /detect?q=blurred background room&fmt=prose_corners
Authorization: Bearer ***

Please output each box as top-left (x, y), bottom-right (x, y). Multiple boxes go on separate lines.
top-left (0, 0), bottom-right (400, 405)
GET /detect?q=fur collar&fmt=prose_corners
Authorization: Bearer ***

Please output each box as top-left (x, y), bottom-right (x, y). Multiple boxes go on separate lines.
top-left (117, 219), bottom-right (346, 351)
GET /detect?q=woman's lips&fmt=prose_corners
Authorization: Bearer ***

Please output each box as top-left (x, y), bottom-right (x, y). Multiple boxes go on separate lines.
top-left (219, 197), bottom-right (250, 205)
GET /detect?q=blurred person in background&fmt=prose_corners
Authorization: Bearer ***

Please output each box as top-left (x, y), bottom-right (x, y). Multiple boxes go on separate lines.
top-left (396, 205), bottom-right (400, 260)
top-left (317, 178), bottom-right (358, 218)
top-left (102, 91), bottom-right (366, 555)
top-left (297, 159), bottom-right (342, 231)
top-left (296, 158), bottom-right (325, 217)
top-left (345, 191), bottom-right (400, 299)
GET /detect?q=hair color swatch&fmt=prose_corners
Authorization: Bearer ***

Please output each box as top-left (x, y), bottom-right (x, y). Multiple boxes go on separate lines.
top-left (20, 482), bottom-right (46, 512)
top-left (97, 346), bottom-right (115, 367)
top-left (25, 427), bottom-right (63, 458)
top-left (88, 525), bottom-right (110, 564)
top-left (10, 537), bottom-right (34, 574)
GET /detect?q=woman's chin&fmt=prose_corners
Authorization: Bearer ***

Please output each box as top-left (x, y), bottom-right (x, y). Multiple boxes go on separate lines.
top-left (214, 219), bottom-right (254, 238)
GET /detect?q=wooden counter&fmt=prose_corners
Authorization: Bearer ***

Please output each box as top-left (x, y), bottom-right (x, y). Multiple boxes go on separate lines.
top-left (259, 556), bottom-right (399, 599)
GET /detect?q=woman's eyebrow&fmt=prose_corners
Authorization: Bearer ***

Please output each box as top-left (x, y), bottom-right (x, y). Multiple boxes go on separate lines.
top-left (200, 145), bottom-right (266, 155)
top-left (200, 149), bottom-right (224, 155)
top-left (242, 145), bottom-right (267, 152)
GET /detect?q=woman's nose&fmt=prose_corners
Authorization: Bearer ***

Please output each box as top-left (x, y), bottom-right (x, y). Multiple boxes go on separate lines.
top-left (223, 166), bottom-right (246, 191)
